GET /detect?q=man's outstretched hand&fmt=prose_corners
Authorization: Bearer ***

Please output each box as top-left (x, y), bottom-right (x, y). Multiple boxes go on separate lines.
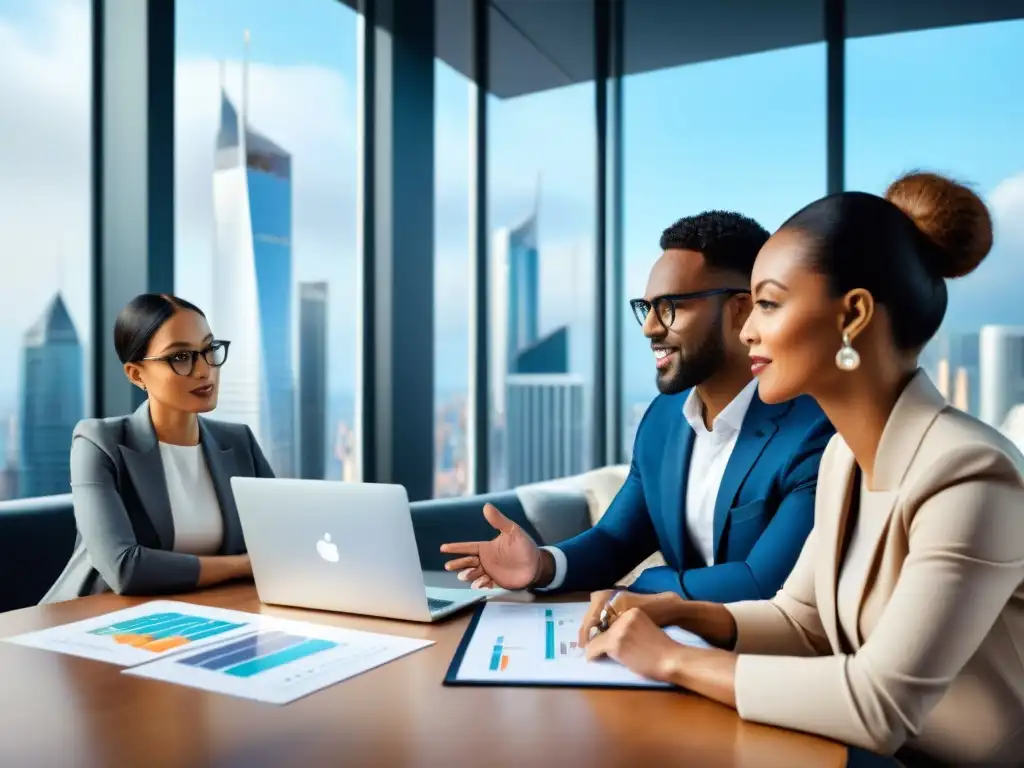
top-left (440, 503), bottom-right (546, 590)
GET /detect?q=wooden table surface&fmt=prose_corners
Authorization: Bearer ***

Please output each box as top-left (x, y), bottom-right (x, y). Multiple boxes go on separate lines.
top-left (0, 585), bottom-right (847, 767)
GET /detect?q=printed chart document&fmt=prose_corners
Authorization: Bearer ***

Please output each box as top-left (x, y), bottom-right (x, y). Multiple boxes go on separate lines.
top-left (445, 601), bottom-right (710, 689)
top-left (124, 614), bottom-right (433, 704)
top-left (3, 601), bottom-right (259, 667)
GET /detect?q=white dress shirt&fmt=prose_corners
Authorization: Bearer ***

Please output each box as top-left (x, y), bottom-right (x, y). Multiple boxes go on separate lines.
top-left (540, 379), bottom-right (759, 590)
top-left (158, 442), bottom-right (225, 555)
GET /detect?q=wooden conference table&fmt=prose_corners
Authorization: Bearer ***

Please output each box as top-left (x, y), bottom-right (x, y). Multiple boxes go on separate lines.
top-left (0, 584), bottom-right (847, 768)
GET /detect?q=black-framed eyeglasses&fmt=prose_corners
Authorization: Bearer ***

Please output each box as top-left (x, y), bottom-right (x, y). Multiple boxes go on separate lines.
top-left (629, 289), bottom-right (749, 329)
top-left (142, 340), bottom-right (231, 376)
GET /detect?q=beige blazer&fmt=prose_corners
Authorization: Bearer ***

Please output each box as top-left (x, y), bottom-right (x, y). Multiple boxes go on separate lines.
top-left (725, 371), bottom-right (1024, 764)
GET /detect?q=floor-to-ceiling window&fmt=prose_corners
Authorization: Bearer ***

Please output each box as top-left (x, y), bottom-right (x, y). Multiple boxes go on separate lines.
top-left (846, 17), bottom-right (1024, 434)
top-left (486, 6), bottom-right (596, 491)
top-left (433, 4), bottom-right (472, 498)
top-left (619, 4), bottom-right (827, 457)
top-left (174, 0), bottom-right (359, 481)
top-left (0, 0), bottom-right (92, 500)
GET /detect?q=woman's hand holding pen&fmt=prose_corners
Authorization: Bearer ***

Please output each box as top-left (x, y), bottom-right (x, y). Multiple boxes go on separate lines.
top-left (584, 606), bottom-right (690, 684)
top-left (578, 589), bottom-right (686, 647)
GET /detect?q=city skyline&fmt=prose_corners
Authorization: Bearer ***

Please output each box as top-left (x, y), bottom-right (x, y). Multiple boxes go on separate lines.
top-left (2, 2), bottom-right (1024, 498)
top-left (4, 3), bottom-right (1021, 405)
top-left (8, 4), bottom-right (1024, 403)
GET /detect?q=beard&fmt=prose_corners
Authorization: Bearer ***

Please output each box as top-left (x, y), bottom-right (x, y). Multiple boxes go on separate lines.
top-left (656, 315), bottom-right (726, 395)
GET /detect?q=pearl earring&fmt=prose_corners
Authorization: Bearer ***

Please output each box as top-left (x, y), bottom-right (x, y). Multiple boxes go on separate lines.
top-left (835, 331), bottom-right (860, 371)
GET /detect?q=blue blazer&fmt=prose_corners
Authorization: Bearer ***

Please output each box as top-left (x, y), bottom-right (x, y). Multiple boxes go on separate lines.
top-left (557, 389), bottom-right (834, 603)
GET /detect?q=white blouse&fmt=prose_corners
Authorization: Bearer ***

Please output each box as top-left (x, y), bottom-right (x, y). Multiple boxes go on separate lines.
top-left (158, 442), bottom-right (225, 555)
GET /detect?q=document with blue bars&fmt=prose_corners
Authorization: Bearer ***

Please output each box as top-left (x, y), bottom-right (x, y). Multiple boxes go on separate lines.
top-left (3, 601), bottom-right (257, 667)
top-left (125, 612), bottom-right (433, 704)
top-left (4, 600), bottom-right (433, 704)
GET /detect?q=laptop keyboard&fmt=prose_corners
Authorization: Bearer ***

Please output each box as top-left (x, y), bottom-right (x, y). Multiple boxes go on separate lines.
top-left (427, 597), bottom-right (455, 614)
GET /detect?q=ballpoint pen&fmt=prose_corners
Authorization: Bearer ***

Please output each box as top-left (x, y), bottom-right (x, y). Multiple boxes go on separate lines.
top-left (588, 591), bottom-right (621, 640)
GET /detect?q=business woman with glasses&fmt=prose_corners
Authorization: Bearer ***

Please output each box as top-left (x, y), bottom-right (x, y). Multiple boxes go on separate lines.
top-left (42, 294), bottom-right (275, 603)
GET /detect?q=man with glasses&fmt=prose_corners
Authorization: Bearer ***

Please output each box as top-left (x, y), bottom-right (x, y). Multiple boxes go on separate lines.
top-left (442, 211), bottom-right (833, 605)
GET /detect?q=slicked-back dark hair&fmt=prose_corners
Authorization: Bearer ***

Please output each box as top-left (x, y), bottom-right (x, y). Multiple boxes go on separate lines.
top-left (780, 172), bottom-right (992, 351)
top-left (114, 294), bottom-right (206, 364)
top-left (659, 210), bottom-right (770, 279)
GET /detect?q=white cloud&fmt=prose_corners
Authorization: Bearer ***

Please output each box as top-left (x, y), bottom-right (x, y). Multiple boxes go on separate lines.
top-left (945, 171), bottom-right (1024, 329)
top-left (989, 172), bottom-right (1024, 256)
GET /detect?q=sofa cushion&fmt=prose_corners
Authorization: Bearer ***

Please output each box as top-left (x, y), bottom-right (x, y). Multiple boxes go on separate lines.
top-left (0, 494), bottom-right (76, 612)
top-left (514, 485), bottom-right (592, 545)
top-left (516, 466), bottom-right (667, 587)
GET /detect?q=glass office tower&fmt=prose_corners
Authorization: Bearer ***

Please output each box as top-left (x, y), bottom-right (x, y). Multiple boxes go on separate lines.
top-left (211, 55), bottom-right (295, 477)
top-left (298, 282), bottom-right (328, 480)
top-left (19, 294), bottom-right (83, 497)
top-left (506, 212), bottom-right (540, 373)
top-left (979, 325), bottom-right (1024, 428)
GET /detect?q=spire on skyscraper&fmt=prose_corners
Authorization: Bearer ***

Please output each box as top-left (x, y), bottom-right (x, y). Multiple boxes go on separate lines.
top-left (242, 29), bottom-right (251, 131)
top-left (510, 173), bottom-right (541, 251)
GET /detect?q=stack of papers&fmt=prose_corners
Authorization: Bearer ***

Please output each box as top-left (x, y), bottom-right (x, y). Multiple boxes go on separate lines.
top-left (4, 601), bottom-right (432, 704)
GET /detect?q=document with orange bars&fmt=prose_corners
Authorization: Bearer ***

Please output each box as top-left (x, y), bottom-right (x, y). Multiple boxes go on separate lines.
top-left (3, 600), bottom-right (259, 667)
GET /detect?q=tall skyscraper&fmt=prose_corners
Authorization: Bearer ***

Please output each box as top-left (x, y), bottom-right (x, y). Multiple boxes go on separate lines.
top-left (979, 325), bottom-right (1024, 427)
top-left (490, 180), bottom-right (541, 425)
top-left (952, 366), bottom-right (970, 412)
top-left (489, 179), bottom-right (589, 489)
top-left (298, 282), bottom-right (328, 480)
top-left (0, 414), bottom-right (19, 501)
top-left (19, 294), bottom-right (83, 497)
top-left (210, 36), bottom-right (296, 477)
top-left (935, 358), bottom-right (950, 398)
top-left (930, 330), bottom-right (980, 415)
top-left (505, 374), bottom-right (585, 487)
top-left (506, 214), bottom-right (540, 370)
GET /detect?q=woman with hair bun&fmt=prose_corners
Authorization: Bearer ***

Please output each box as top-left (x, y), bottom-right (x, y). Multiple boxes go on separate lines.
top-left (43, 294), bottom-right (275, 603)
top-left (581, 173), bottom-right (1024, 765)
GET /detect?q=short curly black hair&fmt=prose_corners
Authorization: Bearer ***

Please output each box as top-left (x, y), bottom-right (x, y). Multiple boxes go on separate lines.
top-left (659, 210), bottom-right (770, 279)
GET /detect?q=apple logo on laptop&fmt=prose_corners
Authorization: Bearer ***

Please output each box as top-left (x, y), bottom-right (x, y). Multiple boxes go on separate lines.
top-left (316, 533), bottom-right (339, 563)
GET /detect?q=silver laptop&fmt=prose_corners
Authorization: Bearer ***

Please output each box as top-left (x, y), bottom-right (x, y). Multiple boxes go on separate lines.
top-left (231, 477), bottom-right (485, 622)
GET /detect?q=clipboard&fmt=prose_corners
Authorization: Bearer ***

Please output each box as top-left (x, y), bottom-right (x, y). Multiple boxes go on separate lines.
top-left (443, 601), bottom-right (688, 691)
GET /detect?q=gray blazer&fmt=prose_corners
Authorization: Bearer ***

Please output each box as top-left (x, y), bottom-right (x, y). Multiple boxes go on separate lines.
top-left (41, 402), bottom-right (275, 604)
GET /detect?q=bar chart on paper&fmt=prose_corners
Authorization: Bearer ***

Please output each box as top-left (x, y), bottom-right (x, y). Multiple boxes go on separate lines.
top-left (89, 612), bottom-right (247, 653)
top-left (489, 608), bottom-right (583, 673)
top-left (3, 602), bottom-right (256, 666)
top-left (125, 621), bottom-right (433, 704)
top-left (176, 630), bottom-right (339, 678)
top-left (452, 601), bottom-right (710, 688)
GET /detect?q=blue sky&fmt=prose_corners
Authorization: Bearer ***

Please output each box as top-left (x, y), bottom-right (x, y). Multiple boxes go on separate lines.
top-left (170, 1), bottom-right (1024, 413)
top-left (1, 0), bottom-right (1022, 422)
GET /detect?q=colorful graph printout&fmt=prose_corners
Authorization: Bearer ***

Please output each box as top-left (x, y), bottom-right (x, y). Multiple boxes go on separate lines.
top-left (3, 602), bottom-right (257, 667)
top-left (451, 601), bottom-right (710, 688)
top-left (125, 618), bottom-right (432, 704)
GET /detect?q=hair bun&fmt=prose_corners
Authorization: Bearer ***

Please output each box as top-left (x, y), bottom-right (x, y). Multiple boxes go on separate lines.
top-left (885, 171), bottom-right (993, 279)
